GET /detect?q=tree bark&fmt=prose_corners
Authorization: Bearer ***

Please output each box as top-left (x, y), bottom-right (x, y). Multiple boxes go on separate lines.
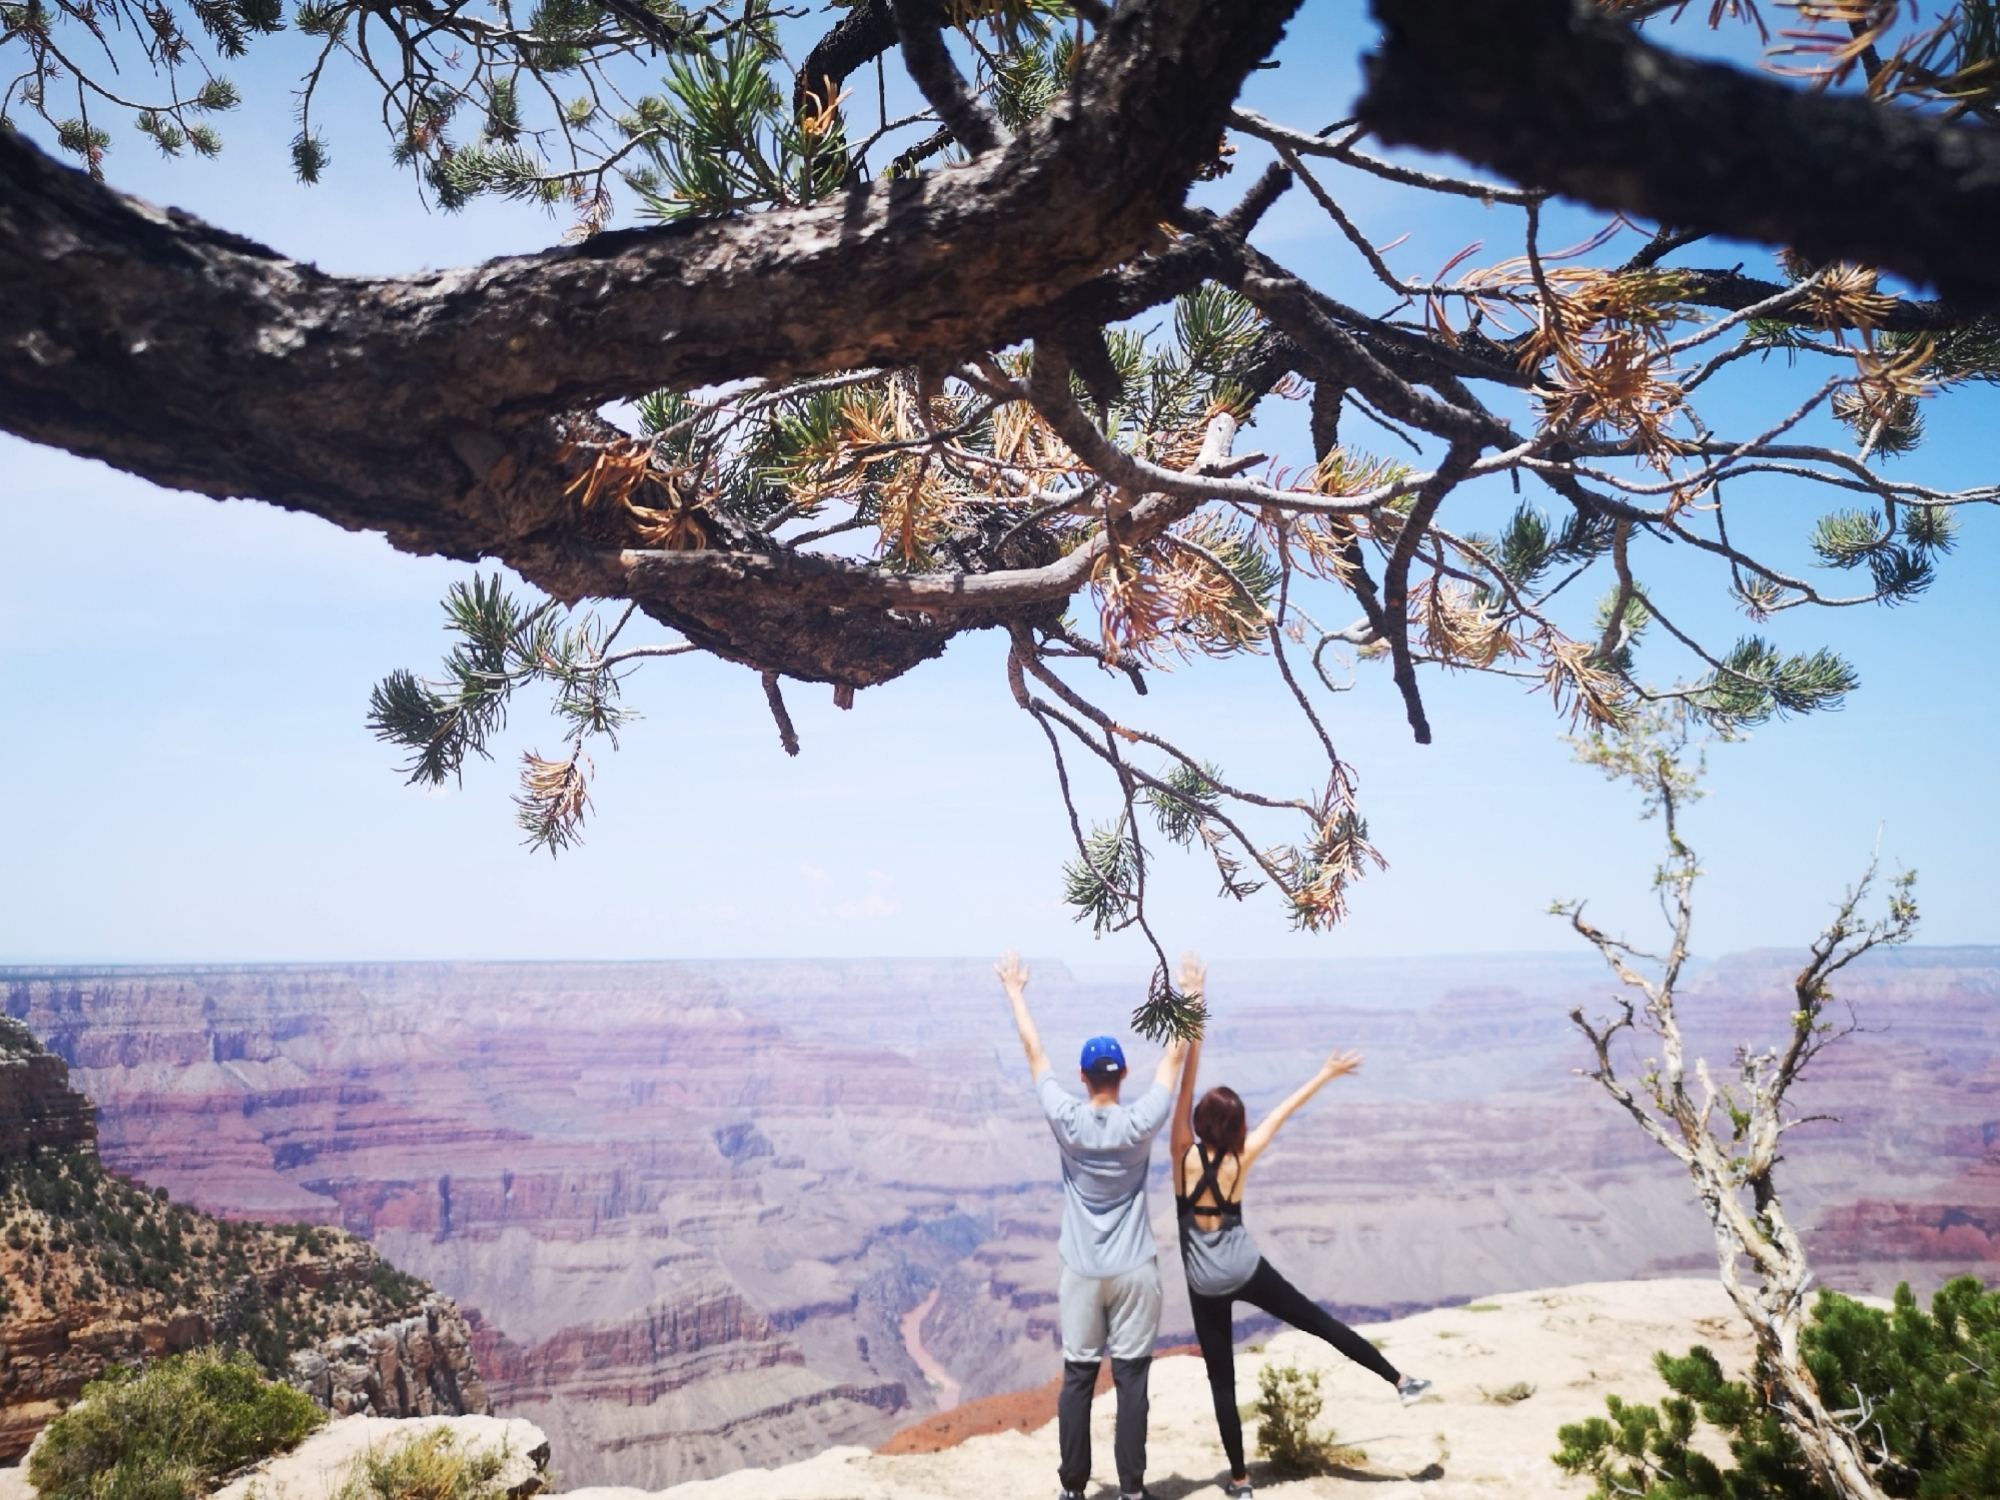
top-left (1360, 0), bottom-right (2000, 303)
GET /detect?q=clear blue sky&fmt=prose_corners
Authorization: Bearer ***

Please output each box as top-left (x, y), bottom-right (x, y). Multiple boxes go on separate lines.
top-left (3, 3), bottom-right (1996, 966)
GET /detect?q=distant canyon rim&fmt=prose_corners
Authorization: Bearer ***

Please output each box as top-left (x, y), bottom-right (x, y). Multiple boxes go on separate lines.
top-left (3, 952), bottom-right (1996, 1488)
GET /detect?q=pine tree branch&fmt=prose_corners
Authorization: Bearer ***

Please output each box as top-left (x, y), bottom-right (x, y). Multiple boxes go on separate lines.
top-left (1, 0), bottom-right (1302, 624)
top-left (1360, 0), bottom-right (2000, 302)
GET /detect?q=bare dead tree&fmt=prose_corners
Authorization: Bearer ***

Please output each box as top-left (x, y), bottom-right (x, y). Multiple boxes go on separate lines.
top-left (1558, 704), bottom-right (1919, 1500)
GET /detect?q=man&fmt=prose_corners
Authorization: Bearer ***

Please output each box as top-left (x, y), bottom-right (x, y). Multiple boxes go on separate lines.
top-left (997, 951), bottom-right (1188, 1500)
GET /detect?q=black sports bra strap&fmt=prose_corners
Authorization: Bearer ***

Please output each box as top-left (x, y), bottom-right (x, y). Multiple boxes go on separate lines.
top-left (1189, 1143), bottom-right (1238, 1215)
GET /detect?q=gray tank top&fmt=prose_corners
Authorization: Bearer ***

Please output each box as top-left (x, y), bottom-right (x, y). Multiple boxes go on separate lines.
top-left (1175, 1144), bottom-right (1262, 1297)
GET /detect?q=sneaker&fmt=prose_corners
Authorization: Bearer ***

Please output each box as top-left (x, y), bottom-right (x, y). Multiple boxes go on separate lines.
top-left (1058, 1491), bottom-right (1086, 1500)
top-left (1397, 1374), bottom-right (1433, 1405)
top-left (1224, 1480), bottom-right (1255, 1498)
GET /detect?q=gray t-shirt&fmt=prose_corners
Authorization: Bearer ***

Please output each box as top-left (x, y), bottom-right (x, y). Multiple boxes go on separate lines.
top-left (1037, 1071), bottom-right (1171, 1278)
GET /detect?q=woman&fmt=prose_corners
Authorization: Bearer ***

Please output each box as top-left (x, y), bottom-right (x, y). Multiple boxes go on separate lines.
top-left (1171, 957), bottom-right (1429, 1497)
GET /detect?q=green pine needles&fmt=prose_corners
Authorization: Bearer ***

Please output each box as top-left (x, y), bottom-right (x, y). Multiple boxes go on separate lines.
top-left (2, 0), bottom-right (1100, 219)
top-left (624, 34), bottom-right (851, 221)
top-left (1060, 822), bottom-right (1143, 938)
top-left (366, 574), bottom-right (649, 854)
top-left (1806, 504), bottom-right (1959, 607)
top-left (1556, 1280), bottom-right (2000, 1500)
top-left (1689, 638), bottom-right (1858, 726)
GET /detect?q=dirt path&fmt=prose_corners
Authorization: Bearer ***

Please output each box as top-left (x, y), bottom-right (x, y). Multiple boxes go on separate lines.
top-left (898, 1287), bottom-right (961, 1412)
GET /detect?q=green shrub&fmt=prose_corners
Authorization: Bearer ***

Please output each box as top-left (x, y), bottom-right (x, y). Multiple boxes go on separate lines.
top-left (333, 1429), bottom-right (514, 1500)
top-left (1256, 1362), bottom-right (1336, 1476)
top-left (30, 1349), bottom-right (325, 1500)
top-left (1554, 1278), bottom-right (2000, 1499)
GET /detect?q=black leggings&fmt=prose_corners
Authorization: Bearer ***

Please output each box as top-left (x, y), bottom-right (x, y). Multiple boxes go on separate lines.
top-left (1189, 1258), bottom-right (1400, 1479)
top-left (1057, 1356), bottom-right (1150, 1495)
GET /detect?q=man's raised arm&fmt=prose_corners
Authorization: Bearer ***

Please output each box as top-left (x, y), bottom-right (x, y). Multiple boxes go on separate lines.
top-left (996, 951), bottom-right (1052, 1079)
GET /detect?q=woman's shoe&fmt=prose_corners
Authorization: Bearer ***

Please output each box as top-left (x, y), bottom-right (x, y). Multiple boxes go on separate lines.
top-left (1224, 1479), bottom-right (1255, 1498)
top-left (1397, 1374), bottom-right (1433, 1405)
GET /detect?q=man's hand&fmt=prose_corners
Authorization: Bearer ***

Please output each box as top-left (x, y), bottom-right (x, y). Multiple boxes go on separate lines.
top-left (996, 951), bottom-right (1030, 997)
top-left (996, 950), bottom-right (1049, 1078)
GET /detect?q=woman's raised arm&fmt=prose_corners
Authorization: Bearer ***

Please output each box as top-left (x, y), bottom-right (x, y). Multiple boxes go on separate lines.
top-left (1169, 953), bottom-right (1206, 1194)
top-left (1242, 1049), bottom-right (1362, 1170)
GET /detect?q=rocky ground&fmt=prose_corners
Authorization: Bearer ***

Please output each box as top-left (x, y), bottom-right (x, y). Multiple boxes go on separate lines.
top-left (3, 952), bottom-right (1996, 1487)
top-left (566, 1278), bottom-right (1763, 1500)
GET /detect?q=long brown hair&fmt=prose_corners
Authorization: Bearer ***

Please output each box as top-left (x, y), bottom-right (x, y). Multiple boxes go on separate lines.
top-left (1192, 1085), bottom-right (1247, 1158)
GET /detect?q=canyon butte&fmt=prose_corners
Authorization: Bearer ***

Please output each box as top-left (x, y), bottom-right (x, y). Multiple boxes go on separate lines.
top-left (3, 952), bottom-right (1996, 1488)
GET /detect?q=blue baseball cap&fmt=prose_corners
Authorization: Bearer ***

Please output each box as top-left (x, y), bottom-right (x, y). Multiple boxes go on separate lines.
top-left (1079, 1036), bottom-right (1127, 1077)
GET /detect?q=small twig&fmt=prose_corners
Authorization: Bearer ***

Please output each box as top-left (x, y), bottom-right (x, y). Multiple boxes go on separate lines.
top-left (761, 670), bottom-right (801, 756)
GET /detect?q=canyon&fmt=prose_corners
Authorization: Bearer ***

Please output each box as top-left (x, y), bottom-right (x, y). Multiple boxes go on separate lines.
top-left (2, 951), bottom-right (1995, 1488)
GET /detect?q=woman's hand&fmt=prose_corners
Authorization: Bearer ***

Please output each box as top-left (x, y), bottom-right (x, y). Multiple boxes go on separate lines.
top-left (1178, 951), bottom-right (1207, 999)
top-left (1320, 1049), bottom-right (1364, 1081)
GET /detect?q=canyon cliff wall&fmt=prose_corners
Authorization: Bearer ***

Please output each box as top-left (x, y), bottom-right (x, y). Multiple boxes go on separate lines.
top-left (2, 953), bottom-right (1995, 1487)
top-left (0, 1042), bottom-right (93, 1161)
top-left (0, 1016), bottom-right (486, 1460)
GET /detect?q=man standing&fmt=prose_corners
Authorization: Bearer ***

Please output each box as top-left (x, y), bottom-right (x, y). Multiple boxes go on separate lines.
top-left (997, 952), bottom-right (1188, 1500)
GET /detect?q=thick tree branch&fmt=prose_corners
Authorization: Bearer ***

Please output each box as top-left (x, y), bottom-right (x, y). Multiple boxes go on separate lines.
top-left (0, 0), bottom-right (1300, 687)
top-left (1360, 0), bottom-right (2000, 301)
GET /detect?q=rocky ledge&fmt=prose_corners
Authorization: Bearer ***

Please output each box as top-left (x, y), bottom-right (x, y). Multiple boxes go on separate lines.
top-left (210, 1415), bottom-right (549, 1500)
top-left (291, 1296), bottom-right (491, 1419)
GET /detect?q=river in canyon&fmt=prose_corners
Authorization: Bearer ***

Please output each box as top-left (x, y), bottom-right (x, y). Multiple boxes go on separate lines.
top-left (899, 1287), bottom-right (961, 1411)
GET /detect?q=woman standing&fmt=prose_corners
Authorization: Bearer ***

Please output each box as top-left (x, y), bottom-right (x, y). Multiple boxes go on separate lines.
top-left (1171, 956), bottom-right (1429, 1498)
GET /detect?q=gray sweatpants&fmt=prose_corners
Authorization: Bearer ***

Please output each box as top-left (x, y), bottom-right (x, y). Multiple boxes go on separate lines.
top-left (1058, 1261), bottom-right (1162, 1362)
top-left (1057, 1261), bottom-right (1161, 1494)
